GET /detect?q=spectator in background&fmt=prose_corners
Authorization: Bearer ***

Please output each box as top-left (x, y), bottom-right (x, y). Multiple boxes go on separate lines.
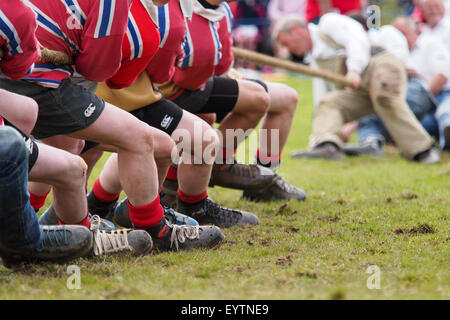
top-left (306, 0), bottom-right (363, 24)
top-left (419, 0), bottom-right (450, 150)
top-left (268, 0), bottom-right (306, 22)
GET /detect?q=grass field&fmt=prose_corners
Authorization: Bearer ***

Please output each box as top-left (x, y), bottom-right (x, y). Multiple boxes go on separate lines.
top-left (0, 77), bottom-right (448, 300)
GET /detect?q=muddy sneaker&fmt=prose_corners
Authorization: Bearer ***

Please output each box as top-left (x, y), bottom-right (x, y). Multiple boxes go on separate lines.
top-left (113, 198), bottom-right (199, 228)
top-left (243, 175), bottom-right (307, 202)
top-left (146, 217), bottom-right (224, 251)
top-left (160, 179), bottom-right (178, 208)
top-left (0, 225), bottom-right (93, 267)
top-left (38, 205), bottom-right (116, 231)
top-left (291, 142), bottom-right (344, 161)
top-left (177, 197), bottom-right (258, 228)
top-left (87, 190), bottom-right (118, 220)
top-left (209, 160), bottom-right (276, 190)
top-left (89, 215), bottom-right (152, 256)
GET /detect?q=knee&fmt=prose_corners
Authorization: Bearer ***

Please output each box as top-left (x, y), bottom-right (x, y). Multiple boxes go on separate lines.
top-left (21, 98), bottom-right (39, 135)
top-left (283, 86), bottom-right (299, 115)
top-left (253, 87), bottom-right (271, 116)
top-left (126, 124), bottom-right (155, 153)
top-left (61, 154), bottom-right (88, 188)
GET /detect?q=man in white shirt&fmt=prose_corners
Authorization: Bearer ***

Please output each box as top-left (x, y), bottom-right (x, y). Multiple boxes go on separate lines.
top-left (420, 0), bottom-right (450, 150)
top-left (344, 16), bottom-right (438, 156)
top-left (272, 13), bottom-right (439, 163)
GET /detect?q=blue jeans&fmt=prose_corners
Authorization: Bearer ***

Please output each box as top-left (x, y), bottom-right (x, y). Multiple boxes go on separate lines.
top-left (434, 90), bottom-right (450, 149)
top-left (358, 78), bottom-right (436, 143)
top-left (0, 126), bottom-right (42, 250)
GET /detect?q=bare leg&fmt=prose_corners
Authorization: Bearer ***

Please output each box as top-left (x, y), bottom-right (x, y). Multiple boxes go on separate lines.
top-left (29, 143), bottom-right (88, 224)
top-left (174, 111), bottom-right (219, 195)
top-left (218, 80), bottom-right (270, 149)
top-left (258, 82), bottom-right (298, 157)
top-left (0, 89), bottom-right (38, 135)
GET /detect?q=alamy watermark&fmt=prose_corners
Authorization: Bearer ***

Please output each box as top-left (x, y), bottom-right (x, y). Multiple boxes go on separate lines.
top-left (66, 265), bottom-right (81, 290)
top-left (366, 265), bottom-right (381, 290)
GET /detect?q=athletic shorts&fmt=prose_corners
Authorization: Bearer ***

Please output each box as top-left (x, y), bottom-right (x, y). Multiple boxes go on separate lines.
top-left (2, 118), bottom-right (39, 171)
top-left (82, 98), bottom-right (183, 153)
top-left (173, 76), bottom-right (239, 123)
top-left (0, 77), bottom-right (105, 139)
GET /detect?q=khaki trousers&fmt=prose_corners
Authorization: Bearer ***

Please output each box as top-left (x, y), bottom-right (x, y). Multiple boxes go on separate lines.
top-left (311, 52), bottom-right (433, 159)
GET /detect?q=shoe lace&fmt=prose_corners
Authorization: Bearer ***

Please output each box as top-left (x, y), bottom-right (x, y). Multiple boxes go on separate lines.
top-left (170, 225), bottom-right (200, 251)
top-left (90, 215), bottom-right (131, 256)
top-left (89, 214), bottom-right (114, 231)
top-left (39, 226), bottom-right (69, 249)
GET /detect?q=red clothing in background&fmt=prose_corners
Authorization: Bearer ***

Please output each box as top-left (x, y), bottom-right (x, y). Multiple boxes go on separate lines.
top-left (306, 0), bottom-right (362, 22)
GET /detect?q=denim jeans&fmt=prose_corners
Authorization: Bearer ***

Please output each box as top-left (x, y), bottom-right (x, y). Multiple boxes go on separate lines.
top-left (434, 90), bottom-right (450, 149)
top-left (0, 126), bottom-right (42, 250)
top-left (358, 78), bottom-right (436, 143)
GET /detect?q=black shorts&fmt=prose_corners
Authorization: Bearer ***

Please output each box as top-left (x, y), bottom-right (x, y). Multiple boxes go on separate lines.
top-left (0, 77), bottom-right (105, 139)
top-left (82, 98), bottom-right (183, 153)
top-left (173, 76), bottom-right (239, 122)
top-left (131, 98), bottom-right (183, 135)
top-left (3, 118), bottom-right (39, 171)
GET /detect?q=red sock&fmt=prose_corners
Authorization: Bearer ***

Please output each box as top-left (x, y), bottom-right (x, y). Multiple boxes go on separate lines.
top-left (257, 149), bottom-right (281, 166)
top-left (92, 178), bottom-right (120, 203)
top-left (29, 190), bottom-right (50, 211)
top-left (166, 165), bottom-right (178, 181)
top-left (178, 189), bottom-right (208, 204)
top-left (127, 195), bottom-right (164, 228)
top-left (58, 211), bottom-right (90, 228)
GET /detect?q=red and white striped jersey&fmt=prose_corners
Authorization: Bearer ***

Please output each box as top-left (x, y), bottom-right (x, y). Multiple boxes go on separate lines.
top-left (105, 0), bottom-right (160, 89)
top-left (22, 0), bottom-right (131, 88)
top-left (0, 0), bottom-right (39, 81)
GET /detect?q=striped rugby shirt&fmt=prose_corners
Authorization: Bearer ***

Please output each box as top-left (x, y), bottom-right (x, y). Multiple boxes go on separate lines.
top-left (0, 0), bottom-right (39, 80)
top-left (22, 0), bottom-right (131, 88)
top-left (105, 0), bottom-right (160, 89)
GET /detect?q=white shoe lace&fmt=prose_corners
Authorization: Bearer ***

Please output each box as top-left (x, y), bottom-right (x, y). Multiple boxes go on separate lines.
top-left (90, 215), bottom-right (132, 256)
top-left (170, 225), bottom-right (200, 251)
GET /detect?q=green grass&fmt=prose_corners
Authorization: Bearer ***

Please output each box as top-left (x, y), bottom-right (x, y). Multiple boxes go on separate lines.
top-left (0, 77), bottom-right (449, 300)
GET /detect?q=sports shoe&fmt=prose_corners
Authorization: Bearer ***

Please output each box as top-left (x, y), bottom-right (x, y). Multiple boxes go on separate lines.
top-left (0, 225), bottom-right (93, 267)
top-left (113, 198), bottom-right (199, 228)
top-left (87, 190), bottom-right (118, 220)
top-left (291, 142), bottom-right (344, 161)
top-left (160, 179), bottom-right (178, 208)
top-left (89, 215), bottom-right (152, 256)
top-left (38, 204), bottom-right (116, 231)
top-left (343, 138), bottom-right (385, 157)
top-left (209, 160), bottom-right (276, 190)
top-left (413, 147), bottom-right (441, 164)
top-left (145, 217), bottom-right (224, 251)
top-left (242, 175), bottom-right (306, 202)
top-left (177, 197), bottom-right (259, 228)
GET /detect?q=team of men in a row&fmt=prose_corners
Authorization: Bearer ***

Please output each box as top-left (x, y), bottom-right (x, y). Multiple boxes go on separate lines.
top-left (0, 0), bottom-right (306, 266)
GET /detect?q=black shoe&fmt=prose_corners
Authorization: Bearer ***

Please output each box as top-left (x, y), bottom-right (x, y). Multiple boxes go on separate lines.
top-left (0, 225), bottom-right (93, 267)
top-left (114, 198), bottom-right (199, 228)
top-left (343, 138), bottom-right (384, 157)
top-left (243, 175), bottom-right (306, 202)
top-left (413, 147), bottom-right (441, 164)
top-left (209, 160), bottom-right (276, 190)
top-left (160, 179), bottom-right (178, 208)
top-left (145, 217), bottom-right (224, 251)
top-left (444, 126), bottom-right (450, 151)
top-left (87, 190), bottom-right (118, 220)
top-left (291, 142), bottom-right (344, 161)
top-left (177, 197), bottom-right (259, 228)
